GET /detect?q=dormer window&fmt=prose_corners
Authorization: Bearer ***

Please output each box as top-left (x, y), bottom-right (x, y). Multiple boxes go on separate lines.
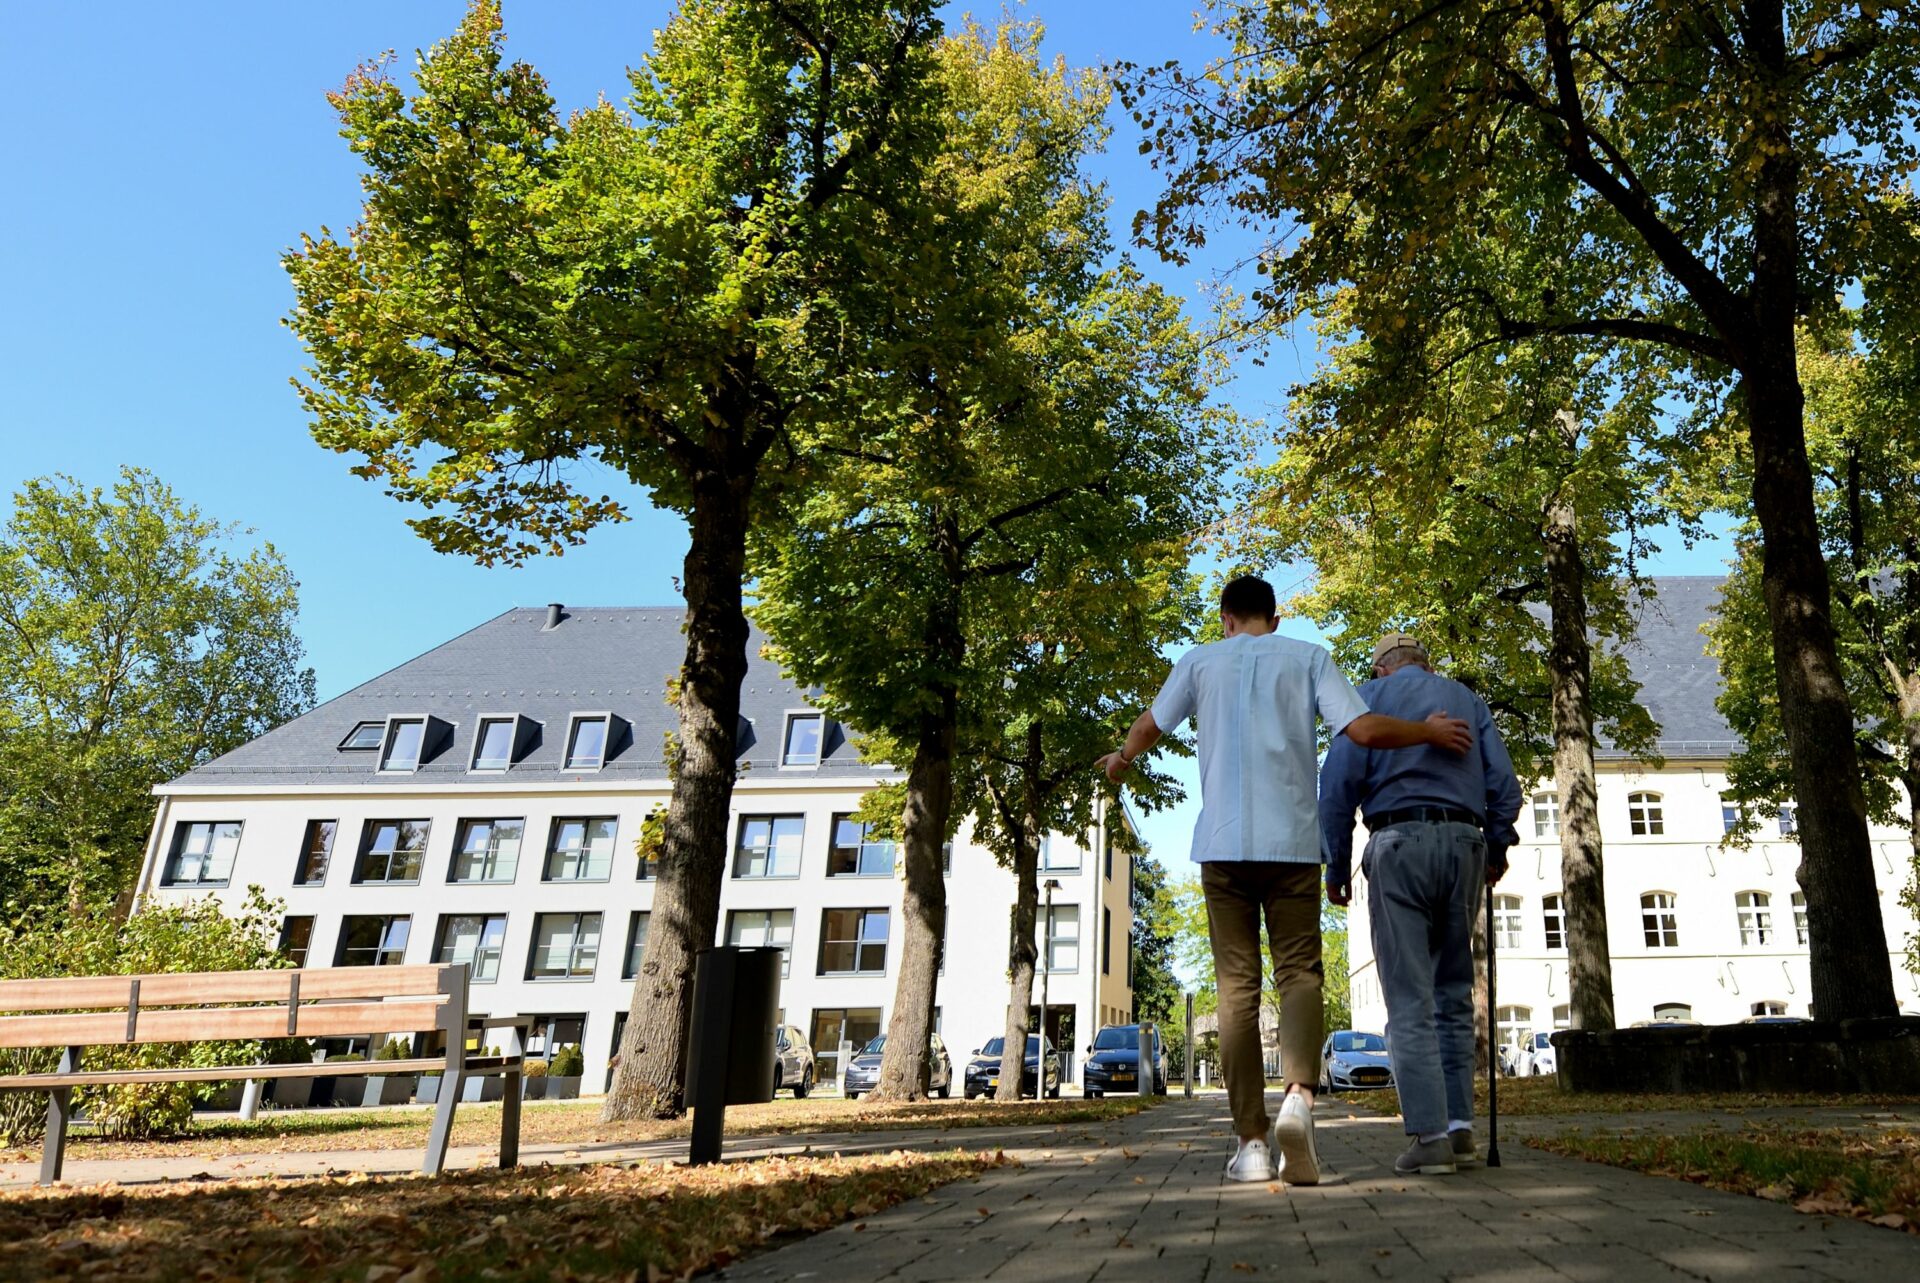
top-left (380, 718), bottom-right (427, 773)
top-left (782, 713), bottom-right (824, 767)
top-left (472, 717), bottom-right (515, 772)
top-left (564, 715), bottom-right (609, 771)
top-left (340, 722), bottom-right (384, 751)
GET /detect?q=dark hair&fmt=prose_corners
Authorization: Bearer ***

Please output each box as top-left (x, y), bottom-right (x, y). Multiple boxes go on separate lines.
top-left (1219, 575), bottom-right (1277, 621)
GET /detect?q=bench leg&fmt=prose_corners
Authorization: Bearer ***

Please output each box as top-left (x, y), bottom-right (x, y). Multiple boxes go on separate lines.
top-left (423, 1073), bottom-right (461, 1176)
top-left (499, 1068), bottom-right (521, 1169)
top-left (40, 1046), bottom-right (82, 1186)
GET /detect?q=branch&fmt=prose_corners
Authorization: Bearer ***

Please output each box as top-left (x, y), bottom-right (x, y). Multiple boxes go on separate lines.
top-left (960, 479), bottom-right (1105, 553)
top-left (1496, 312), bottom-right (1733, 365)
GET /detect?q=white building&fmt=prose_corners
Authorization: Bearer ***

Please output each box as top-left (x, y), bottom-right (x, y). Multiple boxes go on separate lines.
top-left (135, 606), bottom-right (1136, 1090)
top-left (1348, 577), bottom-right (1920, 1050)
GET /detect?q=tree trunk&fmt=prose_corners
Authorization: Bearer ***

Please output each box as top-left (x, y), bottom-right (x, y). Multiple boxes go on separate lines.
top-left (871, 706), bottom-right (954, 1100)
top-left (1744, 370), bottom-right (1896, 1020)
top-left (604, 480), bottom-right (752, 1120)
top-left (996, 726), bottom-right (1044, 1102)
top-left (1543, 410), bottom-right (1615, 1031)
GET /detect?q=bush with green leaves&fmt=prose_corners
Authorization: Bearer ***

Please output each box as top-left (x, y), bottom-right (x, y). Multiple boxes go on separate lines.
top-left (0, 888), bottom-right (290, 1144)
top-left (549, 1045), bottom-right (584, 1078)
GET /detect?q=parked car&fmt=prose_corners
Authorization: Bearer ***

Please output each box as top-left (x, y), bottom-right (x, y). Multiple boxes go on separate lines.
top-left (1741, 1015), bottom-right (1811, 1025)
top-left (963, 1034), bottom-right (1060, 1099)
top-left (1317, 1030), bottom-right (1394, 1092)
top-left (771, 1024), bottom-right (815, 1099)
top-left (1521, 1030), bottom-right (1557, 1077)
top-left (1082, 1024), bottom-right (1168, 1097)
top-left (842, 1032), bottom-right (952, 1099)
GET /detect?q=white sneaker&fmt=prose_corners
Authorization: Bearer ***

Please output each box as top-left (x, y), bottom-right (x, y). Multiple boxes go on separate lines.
top-left (1272, 1092), bottom-right (1320, 1185)
top-left (1225, 1138), bottom-right (1275, 1183)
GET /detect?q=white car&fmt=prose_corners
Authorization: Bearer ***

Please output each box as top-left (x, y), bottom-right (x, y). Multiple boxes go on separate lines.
top-left (1521, 1030), bottom-right (1557, 1077)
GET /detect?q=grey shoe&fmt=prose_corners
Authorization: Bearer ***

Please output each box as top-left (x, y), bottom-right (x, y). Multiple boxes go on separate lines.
top-left (1450, 1129), bottom-right (1478, 1167)
top-left (1394, 1136), bottom-right (1458, 1176)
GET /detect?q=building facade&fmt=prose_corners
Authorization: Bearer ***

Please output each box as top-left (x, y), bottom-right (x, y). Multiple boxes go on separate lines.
top-left (1348, 577), bottom-right (1920, 1049)
top-left (136, 606), bottom-right (1136, 1091)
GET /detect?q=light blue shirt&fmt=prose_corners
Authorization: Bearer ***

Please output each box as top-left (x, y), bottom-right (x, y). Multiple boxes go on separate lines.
top-left (1150, 632), bottom-right (1370, 864)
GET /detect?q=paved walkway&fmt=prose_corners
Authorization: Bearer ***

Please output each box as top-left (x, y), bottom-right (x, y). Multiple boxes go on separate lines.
top-left (714, 1097), bottom-right (1920, 1282)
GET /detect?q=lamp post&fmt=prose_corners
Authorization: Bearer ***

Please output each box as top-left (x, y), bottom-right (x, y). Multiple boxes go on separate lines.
top-left (1039, 877), bottom-right (1061, 1095)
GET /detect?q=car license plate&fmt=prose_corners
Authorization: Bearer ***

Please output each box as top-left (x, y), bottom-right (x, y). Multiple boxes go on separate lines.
top-left (1357, 1071), bottom-right (1386, 1083)
top-left (1113, 1072), bottom-right (1134, 1082)
top-left (987, 1077), bottom-right (998, 1088)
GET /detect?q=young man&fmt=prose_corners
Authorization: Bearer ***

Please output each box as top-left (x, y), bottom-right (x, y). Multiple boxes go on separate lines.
top-left (1320, 633), bottom-right (1522, 1176)
top-left (1101, 578), bottom-right (1472, 1184)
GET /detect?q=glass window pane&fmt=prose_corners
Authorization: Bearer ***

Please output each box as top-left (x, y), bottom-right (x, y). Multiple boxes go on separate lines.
top-left (342, 721), bottom-right (384, 750)
top-left (624, 911), bottom-right (651, 979)
top-left (566, 717), bottom-right (607, 769)
top-left (474, 719), bottom-right (514, 770)
top-left (784, 715), bottom-right (822, 766)
top-left (382, 719), bottom-right (425, 771)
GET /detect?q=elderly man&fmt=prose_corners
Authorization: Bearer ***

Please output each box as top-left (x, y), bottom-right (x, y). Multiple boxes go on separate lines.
top-left (1320, 633), bottom-right (1522, 1176)
top-left (1101, 579), bottom-right (1472, 1185)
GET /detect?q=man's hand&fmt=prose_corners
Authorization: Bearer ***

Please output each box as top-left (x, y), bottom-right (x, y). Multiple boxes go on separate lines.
top-left (1326, 873), bottom-right (1352, 907)
top-left (1487, 846), bottom-right (1510, 886)
top-left (1424, 710), bottom-right (1473, 755)
top-left (1098, 750), bottom-right (1132, 783)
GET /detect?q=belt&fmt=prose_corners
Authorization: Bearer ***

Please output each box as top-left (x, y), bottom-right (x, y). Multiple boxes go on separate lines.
top-left (1365, 806), bottom-right (1480, 832)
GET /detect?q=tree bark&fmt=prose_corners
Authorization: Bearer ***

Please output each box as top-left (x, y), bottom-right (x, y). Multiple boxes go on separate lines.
top-left (1543, 410), bottom-right (1615, 1031)
top-left (604, 478), bottom-right (752, 1120)
top-left (996, 725), bottom-right (1044, 1102)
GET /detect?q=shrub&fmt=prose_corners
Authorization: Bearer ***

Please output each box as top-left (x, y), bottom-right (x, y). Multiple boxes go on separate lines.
top-left (523, 1059), bottom-right (550, 1079)
top-left (375, 1038), bottom-right (415, 1062)
top-left (549, 1045), bottom-right (585, 1077)
top-left (0, 888), bottom-right (289, 1144)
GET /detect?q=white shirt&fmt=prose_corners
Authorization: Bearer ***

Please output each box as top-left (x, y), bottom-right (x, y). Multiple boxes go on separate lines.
top-left (1150, 632), bottom-right (1369, 864)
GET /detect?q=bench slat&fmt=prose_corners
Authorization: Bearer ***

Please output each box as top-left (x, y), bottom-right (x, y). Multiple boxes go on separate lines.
top-left (0, 966), bottom-right (453, 1013)
top-left (0, 1057), bottom-right (456, 1089)
top-left (0, 997), bottom-right (449, 1049)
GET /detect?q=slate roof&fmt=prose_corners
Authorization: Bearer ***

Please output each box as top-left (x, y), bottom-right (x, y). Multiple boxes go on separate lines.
top-left (168, 577), bottom-right (1740, 790)
top-left (167, 606), bottom-right (870, 788)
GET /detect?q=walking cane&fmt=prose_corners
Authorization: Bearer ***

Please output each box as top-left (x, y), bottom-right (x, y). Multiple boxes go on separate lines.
top-left (1485, 880), bottom-right (1502, 1167)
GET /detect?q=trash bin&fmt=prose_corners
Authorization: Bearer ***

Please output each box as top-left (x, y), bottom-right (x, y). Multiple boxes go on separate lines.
top-left (687, 946), bottom-right (784, 1163)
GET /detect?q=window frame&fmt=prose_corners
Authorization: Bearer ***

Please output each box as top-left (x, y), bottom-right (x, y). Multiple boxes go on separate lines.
top-left (378, 715), bottom-right (430, 774)
top-left (562, 712), bottom-right (613, 772)
top-left (1038, 903), bottom-right (1080, 975)
top-left (335, 914), bottom-right (411, 968)
top-left (733, 814), bottom-right (805, 879)
top-left (1791, 891), bottom-right (1808, 945)
top-left (339, 721), bottom-right (385, 751)
top-left (1777, 803), bottom-right (1798, 837)
top-left (726, 908), bottom-right (795, 977)
top-left (1531, 792), bottom-right (1559, 840)
top-left (1627, 791), bottom-right (1665, 837)
top-left (816, 907), bottom-right (889, 976)
top-left (1541, 893), bottom-right (1566, 951)
top-left (353, 819), bottom-right (432, 885)
top-left (433, 912), bottom-right (509, 983)
top-left (1735, 890), bottom-right (1774, 948)
top-left (623, 910), bottom-right (652, 980)
top-left (279, 915), bottom-right (315, 968)
top-left (1039, 834), bottom-right (1081, 872)
top-left (542, 816), bottom-right (618, 883)
top-left (468, 714), bottom-right (520, 773)
top-left (293, 819), bottom-right (336, 887)
top-left (780, 711), bottom-right (826, 768)
top-left (1640, 891), bottom-right (1680, 948)
top-left (827, 814), bottom-right (895, 877)
top-left (526, 911), bottom-right (604, 981)
top-left (1653, 1002), bottom-right (1694, 1022)
top-left (447, 817), bottom-right (525, 884)
top-left (1491, 894), bottom-right (1523, 950)
top-left (161, 820), bottom-right (243, 887)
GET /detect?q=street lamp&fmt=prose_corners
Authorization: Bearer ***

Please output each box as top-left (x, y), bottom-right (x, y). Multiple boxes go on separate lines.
top-left (1039, 877), bottom-right (1061, 1095)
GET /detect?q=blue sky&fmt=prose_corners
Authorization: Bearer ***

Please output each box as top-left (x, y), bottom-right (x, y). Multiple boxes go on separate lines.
top-left (0, 1), bottom-right (1735, 869)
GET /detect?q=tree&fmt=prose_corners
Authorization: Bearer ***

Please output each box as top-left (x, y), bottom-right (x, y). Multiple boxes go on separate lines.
top-left (1125, 0), bottom-right (1920, 1021)
top-left (1696, 316), bottom-right (1920, 974)
top-left (1252, 318), bottom-right (1663, 1030)
top-left (285, 0), bottom-right (946, 1117)
top-left (754, 21), bottom-right (1225, 1101)
top-left (1128, 854), bottom-right (1183, 1027)
top-left (0, 469), bottom-right (314, 917)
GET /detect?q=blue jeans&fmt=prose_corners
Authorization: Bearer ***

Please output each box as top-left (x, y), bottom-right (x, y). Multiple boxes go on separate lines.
top-left (1363, 820), bottom-right (1486, 1136)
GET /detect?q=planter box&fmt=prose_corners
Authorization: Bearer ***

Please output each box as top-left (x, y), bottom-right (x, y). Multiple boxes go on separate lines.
top-left (521, 1077), bottom-right (548, 1101)
top-left (1554, 1016), bottom-right (1920, 1094)
top-left (462, 1075), bottom-right (505, 1104)
top-left (362, 1075), bottom-right (416, 1108)
top-left (196, 1082), bottom-right (244, 1112)
top-left (415, 1077), bottom-right (442, 1104)
top-left (268, 1077), bottom-right (317, 1109)
top-left (329, 1076), bottom-right (370, 1108)
top-left (547, 1076), bottom-right (582, 1101)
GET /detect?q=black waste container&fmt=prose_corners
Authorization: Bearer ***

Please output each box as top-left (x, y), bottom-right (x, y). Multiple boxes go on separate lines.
top-left (686, 946), bottom-right (784, 1161)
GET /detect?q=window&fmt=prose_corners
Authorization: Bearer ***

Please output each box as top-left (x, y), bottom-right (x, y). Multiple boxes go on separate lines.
top-left (434, 913), bottom-right (507, 982)
top-left (623, 911), bottom-right (651, 980)
top-left (809, 1008), bottom-right (882, 1086)
top-left (279, 916), bottom-right (314, 967)
top-left (1102, 906), bottom-right (1113, 974)
top-left (1640, 892), bottom-right (1679, 947)
top-left (1552, 1004), bottom-right (1571, 1030)
top-left (1653, 1002), bottom-right (1693, 1022)
top-left (1492, 894), bottom-right (1523, 949)
top-left (1038, 905), bottom-right (1080, 974)
top-left (1541, 894), bottom-right (1565, 951)
top-left (564, 715), bottom-right (609, 770)
top-left (782, 713), bottom-right (824, 767)
top-left (1039, 835), bottom-right (1080, 872)
top-left (354, 820), bottom-right (430, 884)
top-left (337, 915), bottom-right (410, 967)
top-left (828, 815), bottom-right (895, 877)
top-left (1735, 891), bottom-right (1773, 947)
top-left (1777, 804), bottom-right (1798, 837)
top-left (162, 820), bottom-right (242, 886)
top-left (734, 816), bottom-right (804, 878)
top-left (1720, 795), bottom-right (1746, 835)
top-left (1792, 891), bottom-right (1808, 945)
top-left (471, 717), bottom-right (515, 771)
top-left (817, 908), bottom-right (888, 975)
top-left (1104, 834), bottom-right (1114, 880)
top-left (340, 721), bottom-right (385, 751)
top-left (526, 1014), bottom-right (586, 1059)
top-left (528, 913), bottom-right (602, 980)
top-left (294, 820), bottom-right (335, 886)
top-left (544, 817), bottom-right (617, 882)
top-left (1627, 791), bottom-right (1664, 836)
top-left (727, 909), bottom-right (794, 977)
top-left (448, 818), bottom-right (523, 883)
top-left (1531, 792), bottom-right (1559, 839)
top-left (1496, 1005), bottom-right (1533, 1051)
top-left (1751, 1000), bottom-right (1787, 1017)
top-left (380, 717), bottom-right (427, 772)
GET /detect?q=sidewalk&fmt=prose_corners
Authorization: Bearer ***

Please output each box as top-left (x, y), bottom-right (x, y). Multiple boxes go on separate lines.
top-left (715, 1095), bottom-right (1920, 1281)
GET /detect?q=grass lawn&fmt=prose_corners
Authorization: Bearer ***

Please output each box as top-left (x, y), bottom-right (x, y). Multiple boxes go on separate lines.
top-left (7, 1094), bottom-right (1153, 1164)
top-left (1532, 1128), bottom-right (1920, 1233)
top-left (1335, 1076), bottom-right (1920, 1118)
top-left (0, 1147), bottom-right (1009, 1281)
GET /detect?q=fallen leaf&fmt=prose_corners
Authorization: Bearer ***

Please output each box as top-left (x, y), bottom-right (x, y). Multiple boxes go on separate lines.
top-left (1870, 1214), bottom-right (1907, 1230)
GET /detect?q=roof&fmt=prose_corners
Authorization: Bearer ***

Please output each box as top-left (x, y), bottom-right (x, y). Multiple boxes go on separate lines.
top-left (1602, 576), bottom-right (1737, 760)
top-left (168, 606), bottom-right (872, 788)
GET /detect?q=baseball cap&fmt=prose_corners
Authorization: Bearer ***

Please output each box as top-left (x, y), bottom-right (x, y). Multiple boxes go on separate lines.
top-left (1372, 631), bottom-right (1424, 666)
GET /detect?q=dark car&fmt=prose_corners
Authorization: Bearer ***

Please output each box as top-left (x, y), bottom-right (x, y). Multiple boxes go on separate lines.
top-left (1082, 1024), bottom-right (1169, 1098)
top-left (771, 1024), bottom-right (815, 1099)
top-left (1317, 1030), bottom-right (1393, 1092)
top-left (842, 1032), bottom-right (952, 1100)
top-left (963, 1034), bottom-right (1060, 1099)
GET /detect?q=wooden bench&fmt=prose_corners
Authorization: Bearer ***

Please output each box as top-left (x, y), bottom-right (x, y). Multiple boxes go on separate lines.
top-left (0, 963), bottom-right (526, 1185)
